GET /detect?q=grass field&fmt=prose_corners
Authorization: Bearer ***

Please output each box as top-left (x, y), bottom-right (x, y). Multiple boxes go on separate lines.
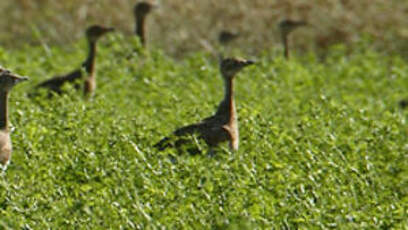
top-left (0, 34), bottom-right (407, 229)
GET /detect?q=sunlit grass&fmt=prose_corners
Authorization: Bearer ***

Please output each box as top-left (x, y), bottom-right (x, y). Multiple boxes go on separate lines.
top-left (0, 35), bottom-right (407, 228)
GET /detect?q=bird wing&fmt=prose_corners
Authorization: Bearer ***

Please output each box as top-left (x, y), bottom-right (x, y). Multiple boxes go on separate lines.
top-left (154, 121), bottom-right (209, 150)
top-left (200, 114), bottom-right (219, 123)
top-left (36, 69), bottom-right (83, 91)
top-left (173, 122), bottom-right (206, 136)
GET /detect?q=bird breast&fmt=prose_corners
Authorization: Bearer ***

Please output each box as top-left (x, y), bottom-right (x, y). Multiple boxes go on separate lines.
top-left (0, 130), bottom-right (12, 166)
top-left (84, 77), bottom-right (96, 95)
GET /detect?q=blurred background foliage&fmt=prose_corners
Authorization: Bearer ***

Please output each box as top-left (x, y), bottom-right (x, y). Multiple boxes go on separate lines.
top-left (1, 0), bottom-right (408, 57)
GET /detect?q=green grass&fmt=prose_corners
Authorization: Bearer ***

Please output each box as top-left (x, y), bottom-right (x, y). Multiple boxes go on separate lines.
top-left (0, 34), bottom-right (407, 229)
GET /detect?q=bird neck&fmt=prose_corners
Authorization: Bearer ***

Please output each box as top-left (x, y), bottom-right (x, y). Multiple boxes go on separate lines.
top-left (0, 90), bottom-right (10, 131)
top-left (83, 40), bottom-right (97, 77)
top-left (136, 14), bottom-right (147, 46)
top-left (215, 76), bottom-right (236, 121)
top-left (282, 33), bottom-right (289, 59)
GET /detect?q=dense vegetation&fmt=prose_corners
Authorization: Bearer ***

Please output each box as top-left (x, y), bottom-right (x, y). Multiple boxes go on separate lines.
top-left (0, 34), bottom-right (406, 229)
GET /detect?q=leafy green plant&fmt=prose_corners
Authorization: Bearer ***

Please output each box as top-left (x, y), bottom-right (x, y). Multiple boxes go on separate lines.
top-left (0, 36), bottom-right (407, 229)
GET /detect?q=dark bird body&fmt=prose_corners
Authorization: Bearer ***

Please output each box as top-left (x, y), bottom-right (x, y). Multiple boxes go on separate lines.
top-left (36, 69), bottom-right (82, 94)
top-left (35, 25), bottom-right (114, 97)
top-left (155, 58), bottom-right (254, 152)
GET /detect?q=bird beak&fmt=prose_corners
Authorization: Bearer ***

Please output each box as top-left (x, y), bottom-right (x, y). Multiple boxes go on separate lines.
top-left (103, 27), bottom-right (115, 34)
top-left (244, 60), bottom-right (256, 66)
top-left (6, 72), bottom-right (29, 83)
top-left (0, 68), bottom-right (28, 82)
top-left (300, 21), bottom-right (308, 26)
top-left (19, 76), bottom-right (29, 82)
top-left (107, 27), bottom-right (115, 32)
top-left (295, 21), bottom-right (308, 29)
top-left (15, 75), bottom-right (29, 82)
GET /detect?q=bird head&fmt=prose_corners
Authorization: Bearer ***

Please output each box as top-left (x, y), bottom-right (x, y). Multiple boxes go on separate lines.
top-left (218, 30), bottom-right (240, 45)
top-left (134, 2), bottom-right (157, 18)
top-left (86, 25), bottom-right (115, 43)
top-left (220, 58), bottom-right (255, 79)
top-left (279, 19), bottom-right (307, 37)
top-left (0, 67), bottom-right (28, 91)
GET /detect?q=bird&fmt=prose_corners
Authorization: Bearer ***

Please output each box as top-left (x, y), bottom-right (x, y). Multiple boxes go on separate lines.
top-left (218, 30), bottom-right (240, 46)
top-left (34, 25), bottom-right (114, 97)
top-left (279, 19), bottom-right (307, 59)
top-left (0, 68), bottom-right (28, 171)
top-left (154, 57), bottom-right (255, 154)
top-left (134, 2), bottom-right (156, 46)
top-left (217, 30), bottom-right (240, 59)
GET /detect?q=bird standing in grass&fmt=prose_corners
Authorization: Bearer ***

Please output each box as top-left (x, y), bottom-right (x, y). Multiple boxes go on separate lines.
top-left (35, 25), bottom-right (114, 97)
top-left (279, 19), bottom-right (307, 59)
top-left (134, 2), bottom-right (156, 46)
top-left (154, 57), bottom-right (255, 153)
top-left (0, 68), bottom-right (28, 171)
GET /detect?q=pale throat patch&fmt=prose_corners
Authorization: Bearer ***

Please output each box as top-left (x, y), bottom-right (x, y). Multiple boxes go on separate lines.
top-left (0, 159), bottom-right (9, 171)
